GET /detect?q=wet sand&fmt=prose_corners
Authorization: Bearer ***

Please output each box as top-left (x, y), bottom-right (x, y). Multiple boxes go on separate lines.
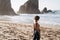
top-left (0, 21), bottom-right (60, 40)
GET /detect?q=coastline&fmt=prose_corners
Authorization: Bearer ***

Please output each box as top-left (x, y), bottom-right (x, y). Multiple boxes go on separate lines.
top-left (0, 21), bottom-right (60, 40)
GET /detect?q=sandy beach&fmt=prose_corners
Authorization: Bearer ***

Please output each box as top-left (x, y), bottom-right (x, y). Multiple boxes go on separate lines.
top-left (0, 21), bottom-right (60, 40)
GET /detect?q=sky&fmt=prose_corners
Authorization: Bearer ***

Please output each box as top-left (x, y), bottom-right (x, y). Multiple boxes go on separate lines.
top-left (11, 0), bottom-right (60, 12)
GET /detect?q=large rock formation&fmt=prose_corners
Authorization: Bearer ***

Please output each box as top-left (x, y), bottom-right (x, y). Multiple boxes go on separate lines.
top-left (18, 0), bottom-right (40, 14)
top-left (0, 0), bottom-right (16, 15)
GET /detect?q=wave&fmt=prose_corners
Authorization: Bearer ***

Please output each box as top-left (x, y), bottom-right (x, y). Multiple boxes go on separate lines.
top-left (0, 10), bottom-right (60, 26)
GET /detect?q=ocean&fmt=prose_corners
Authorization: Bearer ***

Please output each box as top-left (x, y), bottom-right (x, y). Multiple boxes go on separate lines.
top-left (0, 10), bottom-right (60, 26)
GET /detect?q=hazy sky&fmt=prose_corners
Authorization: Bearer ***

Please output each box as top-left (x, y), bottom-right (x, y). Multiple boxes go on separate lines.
top-left (11, 0), bottom-right (60, 12)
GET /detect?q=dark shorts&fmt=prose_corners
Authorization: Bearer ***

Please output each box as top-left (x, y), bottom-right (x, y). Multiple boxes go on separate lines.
top-left (33, 30), bottom-right (40, 40)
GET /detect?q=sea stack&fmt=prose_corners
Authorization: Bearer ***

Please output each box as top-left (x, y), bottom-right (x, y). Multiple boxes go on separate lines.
top-left (18, 0), bottom-right (40, 14)
top-left (42, 7), bottom-right (52, 13)
top-left (0, 0), bottom-right (16, 15)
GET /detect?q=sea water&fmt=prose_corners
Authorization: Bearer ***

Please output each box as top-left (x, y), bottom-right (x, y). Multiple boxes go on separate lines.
top-left (0, 11), bottom-right (60, 26)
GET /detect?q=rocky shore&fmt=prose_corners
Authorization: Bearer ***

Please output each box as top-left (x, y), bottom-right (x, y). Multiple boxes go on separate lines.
top-left (0, 21), bottom-right (60, 40)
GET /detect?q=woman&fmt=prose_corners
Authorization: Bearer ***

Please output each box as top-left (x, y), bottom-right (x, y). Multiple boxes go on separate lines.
top-left (33, 16), bottom-right (40, 40)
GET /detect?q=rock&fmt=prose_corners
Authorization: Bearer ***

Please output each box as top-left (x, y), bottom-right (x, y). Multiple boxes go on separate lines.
top-left (47, 10), bottom-right (52, 12)
top-left (42, 7), bottom-right (48, 13)
top-left (18, 0), bottom-right (40, 14)
top-left (42, 7), bottom-right (52, 13)
top-left (0, 0), bottom-right (16, 15)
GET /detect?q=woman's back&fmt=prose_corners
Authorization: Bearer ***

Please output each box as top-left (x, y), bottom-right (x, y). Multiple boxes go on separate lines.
top-left (34, 23), bottom-right (40, 33)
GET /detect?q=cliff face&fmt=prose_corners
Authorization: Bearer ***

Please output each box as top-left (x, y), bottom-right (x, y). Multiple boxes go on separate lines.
top-left (18, 0), bottom-right (40, 14)
top-left (0, 0), bottom-right (16, 15)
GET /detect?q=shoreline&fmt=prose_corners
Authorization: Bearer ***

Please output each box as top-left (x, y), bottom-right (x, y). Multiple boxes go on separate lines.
top-left (0, 21), bottom-right (60, 40)
top-left (0, 20), bottom-right (60, 28)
